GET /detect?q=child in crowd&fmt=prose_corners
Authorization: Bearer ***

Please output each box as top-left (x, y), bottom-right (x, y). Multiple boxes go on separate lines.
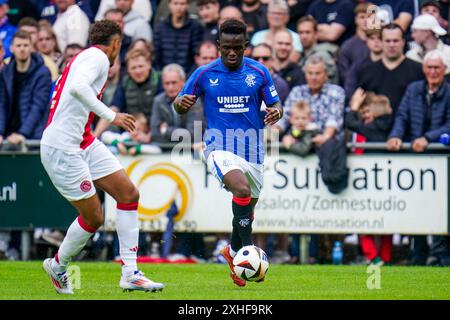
top-left (101, 112), bottom-right (160, 155)
top-left (282, 101), bottom-right (319, 156)
top-left (346, 89), bottom-right (393, 143)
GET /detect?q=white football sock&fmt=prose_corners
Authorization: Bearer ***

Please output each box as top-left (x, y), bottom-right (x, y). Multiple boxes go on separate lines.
top-left (53, 216), bottom-right (96, 273)
top-left (229, 247), bottom-right (237, 258)
top-left (116, 203), bottom-right (139, 276)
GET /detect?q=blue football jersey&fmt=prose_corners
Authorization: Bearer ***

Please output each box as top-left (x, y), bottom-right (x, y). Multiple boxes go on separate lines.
top-left (179, 57), bottom-right (280, 164)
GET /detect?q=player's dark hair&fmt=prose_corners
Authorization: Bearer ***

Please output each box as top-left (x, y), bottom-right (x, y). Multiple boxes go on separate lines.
top-left (219, 19), bottom-right (247, 39)
top-left (381, 23), bottom-right (405, 40)
top-left (89, 20), bottom-right (122, 46)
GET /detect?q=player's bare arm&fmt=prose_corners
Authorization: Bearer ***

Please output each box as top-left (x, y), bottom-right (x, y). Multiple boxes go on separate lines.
top-left (264, 101), bottom-right (283, 126)
top-left (174, 94), bottom-right (197, 114)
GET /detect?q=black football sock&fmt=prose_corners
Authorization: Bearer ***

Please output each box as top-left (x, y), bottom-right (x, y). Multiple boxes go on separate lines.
top-left (232, 196), bottom-right (253, 247)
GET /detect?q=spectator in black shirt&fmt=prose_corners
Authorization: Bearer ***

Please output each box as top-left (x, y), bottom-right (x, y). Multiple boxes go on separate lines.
top-left (356, 23), bottom-right (424, 115)
top-left (272, 28), bottom-right (305, 89)
top-left (197, 0), bottom-right (220, 42)
top-left (241, 0), bottom-right (268, 37)
top-left (306, 0), bottom-right (355, 45)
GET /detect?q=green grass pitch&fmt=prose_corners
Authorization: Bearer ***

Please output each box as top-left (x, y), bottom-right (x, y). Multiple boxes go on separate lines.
top-left (0, 261), bottom-right (449, 300)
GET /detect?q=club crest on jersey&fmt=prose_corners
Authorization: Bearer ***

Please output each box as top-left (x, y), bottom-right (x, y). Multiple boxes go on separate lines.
top-left (245, 74), bottom-right (256, 87)
top-left (80, 180), bottom-right (92, 192)
top-left (209, 78), bottom-right (219, 86)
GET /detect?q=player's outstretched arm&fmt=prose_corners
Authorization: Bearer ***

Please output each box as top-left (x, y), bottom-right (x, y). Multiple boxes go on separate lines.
top-left (174, 94), bottom-right (197, 115)
top-left (264, 102), bottom-right (283, 126)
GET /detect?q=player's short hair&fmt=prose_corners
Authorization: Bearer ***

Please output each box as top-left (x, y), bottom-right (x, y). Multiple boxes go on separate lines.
top-left (219, 19), bottom-right (247, 39)
top-left (296, 15), bottom-right (318, 31)
top-left (132, 112), bottom-right (148, 125)
top-left (12, 30), bottom-right (32, 42)
top-left (361, 92), bottom-right (392, 117)
top-left (89, 20), bottom-right (122, 46)
top-left (125, 48), bottom-right (150, 64)
top-left (197, 0), bottom-right (218, 7)
top-left (162, 63), bottom-right (186, 82)
top-left (292, 101), bottom-right (311, 115)
top-left (18, 17), bottom-right (38, 29)
top-left (381, 23), bottom-right (405, 40)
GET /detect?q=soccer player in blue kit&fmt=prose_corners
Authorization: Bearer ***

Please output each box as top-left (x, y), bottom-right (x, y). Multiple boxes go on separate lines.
top-left (174, 19), bottom-right (283, 287)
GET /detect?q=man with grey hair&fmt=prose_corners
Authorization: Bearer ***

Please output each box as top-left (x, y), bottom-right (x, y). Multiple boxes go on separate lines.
top-left (407, 14), bottom-right (450, 74)
top-left (151, 63), bottom-right (201, 142)
top-left (387, 51), bottom-right (450, 267)
top-left (279, 55), bottom-right (345, 146)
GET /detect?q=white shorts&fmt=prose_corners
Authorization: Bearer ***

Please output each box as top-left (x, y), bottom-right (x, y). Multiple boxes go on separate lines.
top-left (206, 150), bottom-right (264, 198)
top-left (40, 139), bottom-right (123, 202)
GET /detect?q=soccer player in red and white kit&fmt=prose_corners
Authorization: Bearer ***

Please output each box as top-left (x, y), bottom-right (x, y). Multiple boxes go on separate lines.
top-left (40, 20), bottom-right (164, 294)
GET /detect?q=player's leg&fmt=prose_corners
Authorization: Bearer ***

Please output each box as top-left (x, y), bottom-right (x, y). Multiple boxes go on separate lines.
top-left (90, 141), bottom-right (163, 292)
top-left (41, 145), bottom-right (101, 294)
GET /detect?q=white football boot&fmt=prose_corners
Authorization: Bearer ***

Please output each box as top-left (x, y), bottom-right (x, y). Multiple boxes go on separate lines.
top-left (43, 258), bottom-right (74, 295)
top-left (120, 270), bottom-right (164, 293)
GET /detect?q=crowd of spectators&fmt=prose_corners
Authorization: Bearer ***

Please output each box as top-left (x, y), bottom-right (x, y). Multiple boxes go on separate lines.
top-left (0, 0), bottom-right (450, 266)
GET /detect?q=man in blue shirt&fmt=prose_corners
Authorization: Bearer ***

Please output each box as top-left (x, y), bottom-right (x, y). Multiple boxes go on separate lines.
top-left (174, 19), bottom-right (283, 287)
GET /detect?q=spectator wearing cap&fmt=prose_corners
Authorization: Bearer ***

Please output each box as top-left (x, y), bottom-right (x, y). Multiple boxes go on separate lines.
top-left (0, 0), bottom-right (17, 58)
top-left (420, 0), bottom-right (448, 32)
top-left (52, 0), bottom-right (90, 52)
top-left (407, 14), bottom-right (450, 74)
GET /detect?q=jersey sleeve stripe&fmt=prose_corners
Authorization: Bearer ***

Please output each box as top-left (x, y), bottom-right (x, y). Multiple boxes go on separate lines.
top-left (192, 63), bottom-right (218, 95)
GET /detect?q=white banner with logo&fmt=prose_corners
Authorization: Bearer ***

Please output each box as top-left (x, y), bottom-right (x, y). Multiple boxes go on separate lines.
top-left (104, 154), bottom-right (449, 235)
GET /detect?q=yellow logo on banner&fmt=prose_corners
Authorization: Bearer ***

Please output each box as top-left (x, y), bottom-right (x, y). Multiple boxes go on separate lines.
top-left (126, 160), bottom-right (193, 221)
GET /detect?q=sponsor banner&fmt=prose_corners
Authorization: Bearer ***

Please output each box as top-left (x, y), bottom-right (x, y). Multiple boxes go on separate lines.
top-left (104, 154), bottom-right (449, 234)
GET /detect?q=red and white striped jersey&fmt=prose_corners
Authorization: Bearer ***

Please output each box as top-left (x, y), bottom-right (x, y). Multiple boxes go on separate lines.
top-left (41, 46), bottom-right (116, 152)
